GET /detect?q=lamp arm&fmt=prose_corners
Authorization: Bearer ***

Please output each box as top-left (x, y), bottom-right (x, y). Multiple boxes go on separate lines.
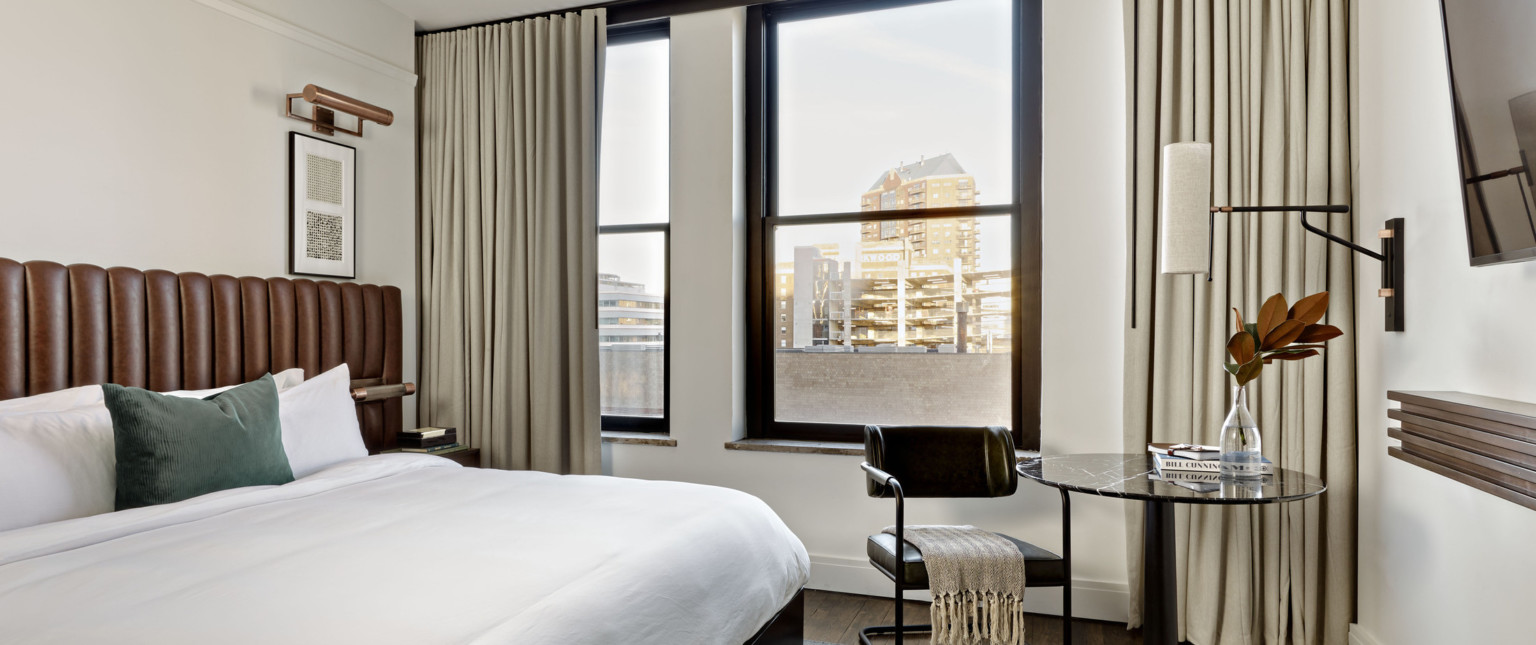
top-left (1212, 205), bottom-right (1386, 262)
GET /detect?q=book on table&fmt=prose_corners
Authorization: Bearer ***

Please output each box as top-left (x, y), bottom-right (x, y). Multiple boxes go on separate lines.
top-left (384, 443), bottom-right (468, 456)
top-left (398, 427), bottom-right (457, 449)
top-left (1153, 452), bottom-right (1273, 475)
top-left (1148, 470), bottom-right (1222, 493)
top-left (1146, 442), bottom-right (1220, 460)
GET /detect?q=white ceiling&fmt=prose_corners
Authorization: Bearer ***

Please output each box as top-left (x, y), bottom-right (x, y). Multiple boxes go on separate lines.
top-left (381, 0), bottom-right (594, 32)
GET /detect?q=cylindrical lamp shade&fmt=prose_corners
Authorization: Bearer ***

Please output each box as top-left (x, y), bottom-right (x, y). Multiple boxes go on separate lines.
top-left (1159, 142), bottom-right (1213, 274)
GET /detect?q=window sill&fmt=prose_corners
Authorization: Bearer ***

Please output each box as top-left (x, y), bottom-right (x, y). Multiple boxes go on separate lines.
top-left (724, 438), bottom-right (1041, 460)
top-left (602, 431), bottom-right (677, 447)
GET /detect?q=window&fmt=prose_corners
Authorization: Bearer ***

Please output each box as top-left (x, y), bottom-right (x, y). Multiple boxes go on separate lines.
top-left (598, 22), bottom-right (669, 433)
top-left (746, 0), bottom-right (1041, 446)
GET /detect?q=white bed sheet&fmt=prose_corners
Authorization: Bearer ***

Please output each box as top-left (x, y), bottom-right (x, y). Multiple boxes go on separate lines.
top-left (0, 454), bottom-right (810, 644)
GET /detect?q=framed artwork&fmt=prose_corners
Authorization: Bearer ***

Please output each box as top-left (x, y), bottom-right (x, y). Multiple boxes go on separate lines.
top-left (289, 132), bottom-right (356, 278)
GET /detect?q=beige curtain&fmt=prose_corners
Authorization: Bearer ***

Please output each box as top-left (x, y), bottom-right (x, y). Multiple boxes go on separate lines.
top-left (415, 10), bottom-right (606, 475)
top-left (1123, 1), bottom-right (1356, 644)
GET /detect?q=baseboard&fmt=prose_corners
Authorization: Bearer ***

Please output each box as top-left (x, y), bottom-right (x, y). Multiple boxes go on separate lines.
top-left (807, 554), bottom-right (1130, 623)
top-left (1349, 623), bottom-right (1383, 645)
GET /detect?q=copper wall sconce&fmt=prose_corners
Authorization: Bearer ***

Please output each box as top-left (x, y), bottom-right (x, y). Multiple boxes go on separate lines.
top-left (284, 84), bottom-right (393, 137)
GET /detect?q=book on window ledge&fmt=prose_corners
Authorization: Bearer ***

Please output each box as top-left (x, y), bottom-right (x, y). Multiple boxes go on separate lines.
top-left (1153, 453), bottom-right (1272, 475)
top-left (1146, 442), bottom-right (1220, 460)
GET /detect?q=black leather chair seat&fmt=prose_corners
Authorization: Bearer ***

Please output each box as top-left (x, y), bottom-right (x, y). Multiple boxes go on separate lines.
top-left (866, 531), bottom-right (1066, 588)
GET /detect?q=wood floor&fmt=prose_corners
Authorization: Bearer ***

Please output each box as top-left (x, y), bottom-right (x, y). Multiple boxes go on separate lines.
top-left (803, 589), bottom-right (1142, 645)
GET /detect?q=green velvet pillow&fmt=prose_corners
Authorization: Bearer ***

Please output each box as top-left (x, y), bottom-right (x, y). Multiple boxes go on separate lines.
top-left (104, 374), bottom-right (294, 510)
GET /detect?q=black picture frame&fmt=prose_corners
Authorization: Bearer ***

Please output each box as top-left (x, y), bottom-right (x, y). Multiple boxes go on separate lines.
top-left (288, 131), bottom-right (357, 279)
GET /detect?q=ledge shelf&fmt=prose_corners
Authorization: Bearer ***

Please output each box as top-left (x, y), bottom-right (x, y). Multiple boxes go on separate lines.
top-left (1387, 390), bottom-right (1536, 511)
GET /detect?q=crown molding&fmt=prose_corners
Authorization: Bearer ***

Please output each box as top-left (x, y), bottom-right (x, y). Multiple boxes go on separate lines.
top-left (190, 0), bottom-right (418, 86)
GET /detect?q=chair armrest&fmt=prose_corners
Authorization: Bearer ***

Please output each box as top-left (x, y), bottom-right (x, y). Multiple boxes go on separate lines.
top-left (861, 462), bottom-right (897, 486)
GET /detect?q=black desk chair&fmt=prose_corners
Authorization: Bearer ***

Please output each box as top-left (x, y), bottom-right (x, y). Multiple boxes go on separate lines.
top-left (859, 425), bottom-right (1072, 645)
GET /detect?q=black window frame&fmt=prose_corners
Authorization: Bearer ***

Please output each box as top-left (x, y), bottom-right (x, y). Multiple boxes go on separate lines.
top-left (600, 20), bottom-right (672, 434)
top-left (744, 0), bottom-right (1042, 448)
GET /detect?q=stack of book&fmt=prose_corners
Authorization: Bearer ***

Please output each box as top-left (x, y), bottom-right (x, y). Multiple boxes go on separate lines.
top-left (1147, 442), bottom-right (1273, 491)
top-left (397, 427), bottom-right (462, 454)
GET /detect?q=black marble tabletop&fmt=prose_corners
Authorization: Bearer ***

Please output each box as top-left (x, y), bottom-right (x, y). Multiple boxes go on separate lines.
top-left (1017, 453), bottom-right (1326, 505)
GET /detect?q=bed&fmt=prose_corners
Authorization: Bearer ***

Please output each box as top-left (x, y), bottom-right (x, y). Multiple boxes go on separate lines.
top-left (0, 258), bottom-right (809, 644)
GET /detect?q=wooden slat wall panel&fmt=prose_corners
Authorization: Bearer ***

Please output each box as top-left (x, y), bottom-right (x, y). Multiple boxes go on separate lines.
top-left (25, 261), bottom-right (69, 395)
top-left (145, 270), bottom-right (182, 392)
top-left (179, 273), bottom-right (213, 390)
top-left (0, 257), bottom-right (404, 452)
top-left (294, 279), bottom-right (321, 379)
top-left (0, 259), bottom-right (24, 399)
top-left (68, 264), bottom-right (109, 387)
top-left (240, 277), bottom-right (270, 382)
top-left (107, 268), bottom-right (147, 388)
top-left (210, 275), bottom-right (243, 387)
top-left (268, 278), bottom-right (296, 375)
top-left (1388, 390), bottom-right (1536, 511)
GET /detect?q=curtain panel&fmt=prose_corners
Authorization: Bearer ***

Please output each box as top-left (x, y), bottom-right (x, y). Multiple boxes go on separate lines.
top-left (1123, 1), bottom-right (1357, 643)
top-left (416, 10), bottom-right (606, 475)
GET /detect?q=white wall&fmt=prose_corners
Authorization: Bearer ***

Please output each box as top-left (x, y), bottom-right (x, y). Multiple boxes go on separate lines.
top-left (0, 0), bottom-right (418, 420)
top-left (605, 1), bottom-right (1132, 620)
top-left (1355, 1), bottom-right (1536, 643)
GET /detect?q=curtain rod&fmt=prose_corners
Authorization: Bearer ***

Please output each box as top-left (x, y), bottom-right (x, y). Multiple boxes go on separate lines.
top-left (416, 0), bottom-right (758, 35)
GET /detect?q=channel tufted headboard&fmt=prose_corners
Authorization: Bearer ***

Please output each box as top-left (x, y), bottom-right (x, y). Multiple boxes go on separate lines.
top-left (0, 258), bottom-right (405, 452)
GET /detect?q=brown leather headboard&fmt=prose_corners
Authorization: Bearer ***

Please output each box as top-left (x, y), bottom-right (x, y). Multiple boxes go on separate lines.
top-left (0, 258), bottom-right (404, 452)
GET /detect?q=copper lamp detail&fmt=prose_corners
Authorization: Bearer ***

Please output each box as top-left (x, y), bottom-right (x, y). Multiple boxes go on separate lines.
top-left (285, 84), bottom-right (393, 137)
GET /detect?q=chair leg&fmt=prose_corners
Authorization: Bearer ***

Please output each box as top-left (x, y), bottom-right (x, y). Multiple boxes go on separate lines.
top-left (893, 575), bottom-right (904, 645)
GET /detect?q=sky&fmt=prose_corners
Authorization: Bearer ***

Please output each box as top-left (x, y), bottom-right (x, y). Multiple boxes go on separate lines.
top-left (598, 0), bottom-right (1014, 296)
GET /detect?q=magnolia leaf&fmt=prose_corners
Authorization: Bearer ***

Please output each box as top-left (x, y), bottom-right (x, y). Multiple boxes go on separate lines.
top-left (1266, 349), bottom-right (1320, 361)
top-left (1281, 344), bottom-right (1329, 351)
top-left (1233, 307), bottom-right (1246, 334)
top-left (1224, 362), bottom-right (1241, 376)
top-left (1261, 319), bottom-right (1306, 350)
top-left (1244, 322), bottom-right (1259, 339)
top-left (1256, 293), bottom-right (1288, 339)
top-left (1295, 323), bottom-right (1344, 344)
top-left (1288, 291), bottom-right (1330, 325)
top-left (1227, 331), bottom-right (1257, 364)
top-left (1234, 355), bottom-right (1265, 386)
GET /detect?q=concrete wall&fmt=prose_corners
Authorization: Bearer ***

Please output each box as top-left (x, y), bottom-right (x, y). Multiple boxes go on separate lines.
top-left (773, 352), bottom-right (1011, 426)
top-left (1354, 1), bottom-right (1536, 643)
top-left (605, 1), bottom-right (1131, 620)
top-left (0, 0), bottom-right (417, 421)
top-left (600, 346), bottom-right (665, 415)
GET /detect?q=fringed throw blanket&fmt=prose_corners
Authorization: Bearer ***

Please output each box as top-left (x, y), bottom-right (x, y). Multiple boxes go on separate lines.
top-left (883, 525), bottom-right (1027, 645)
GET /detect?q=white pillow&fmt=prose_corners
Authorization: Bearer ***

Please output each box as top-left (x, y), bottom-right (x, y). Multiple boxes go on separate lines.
top-left (0, 369), bottom-right (309, 533)
top-left (278, 364), bottom-right (367, 479)
top-left (0, 368), bottom-right (306, 417)
top-left (0, 405), bottom-right (116, 532)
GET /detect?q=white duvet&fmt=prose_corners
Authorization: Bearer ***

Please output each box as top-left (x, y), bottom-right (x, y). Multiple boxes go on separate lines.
top-left (0, 455), bottom-right (810, 644)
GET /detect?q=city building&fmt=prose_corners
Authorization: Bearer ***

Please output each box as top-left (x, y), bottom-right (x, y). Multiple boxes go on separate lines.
top-left (859, 153), bottom-right (982, 275)
top-left (597, 272), bottom-right (664, 346)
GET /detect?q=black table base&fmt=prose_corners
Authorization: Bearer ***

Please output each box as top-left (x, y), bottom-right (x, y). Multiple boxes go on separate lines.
top-left (1143, 500), bottom-right (1177, 645)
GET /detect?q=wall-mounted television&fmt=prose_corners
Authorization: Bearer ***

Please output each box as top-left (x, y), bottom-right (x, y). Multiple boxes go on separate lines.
top-left (1440, 0), bottom-right (1536, 266)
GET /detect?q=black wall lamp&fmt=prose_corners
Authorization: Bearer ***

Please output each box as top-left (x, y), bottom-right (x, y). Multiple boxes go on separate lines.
top-left (1158, 142), bottom-right (1405, 332)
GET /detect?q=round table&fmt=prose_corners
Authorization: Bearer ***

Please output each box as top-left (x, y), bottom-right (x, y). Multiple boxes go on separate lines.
top-left (1017, 453), bottom-right (1325, 645)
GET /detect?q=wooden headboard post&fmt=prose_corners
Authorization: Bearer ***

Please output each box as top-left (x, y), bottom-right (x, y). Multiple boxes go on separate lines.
top-left (0, 258), bottom-right (406, 452)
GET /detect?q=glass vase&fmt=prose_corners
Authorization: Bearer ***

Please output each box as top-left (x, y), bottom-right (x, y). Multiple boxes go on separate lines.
top-left (1220, 385), bottom-right (1264, 479)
